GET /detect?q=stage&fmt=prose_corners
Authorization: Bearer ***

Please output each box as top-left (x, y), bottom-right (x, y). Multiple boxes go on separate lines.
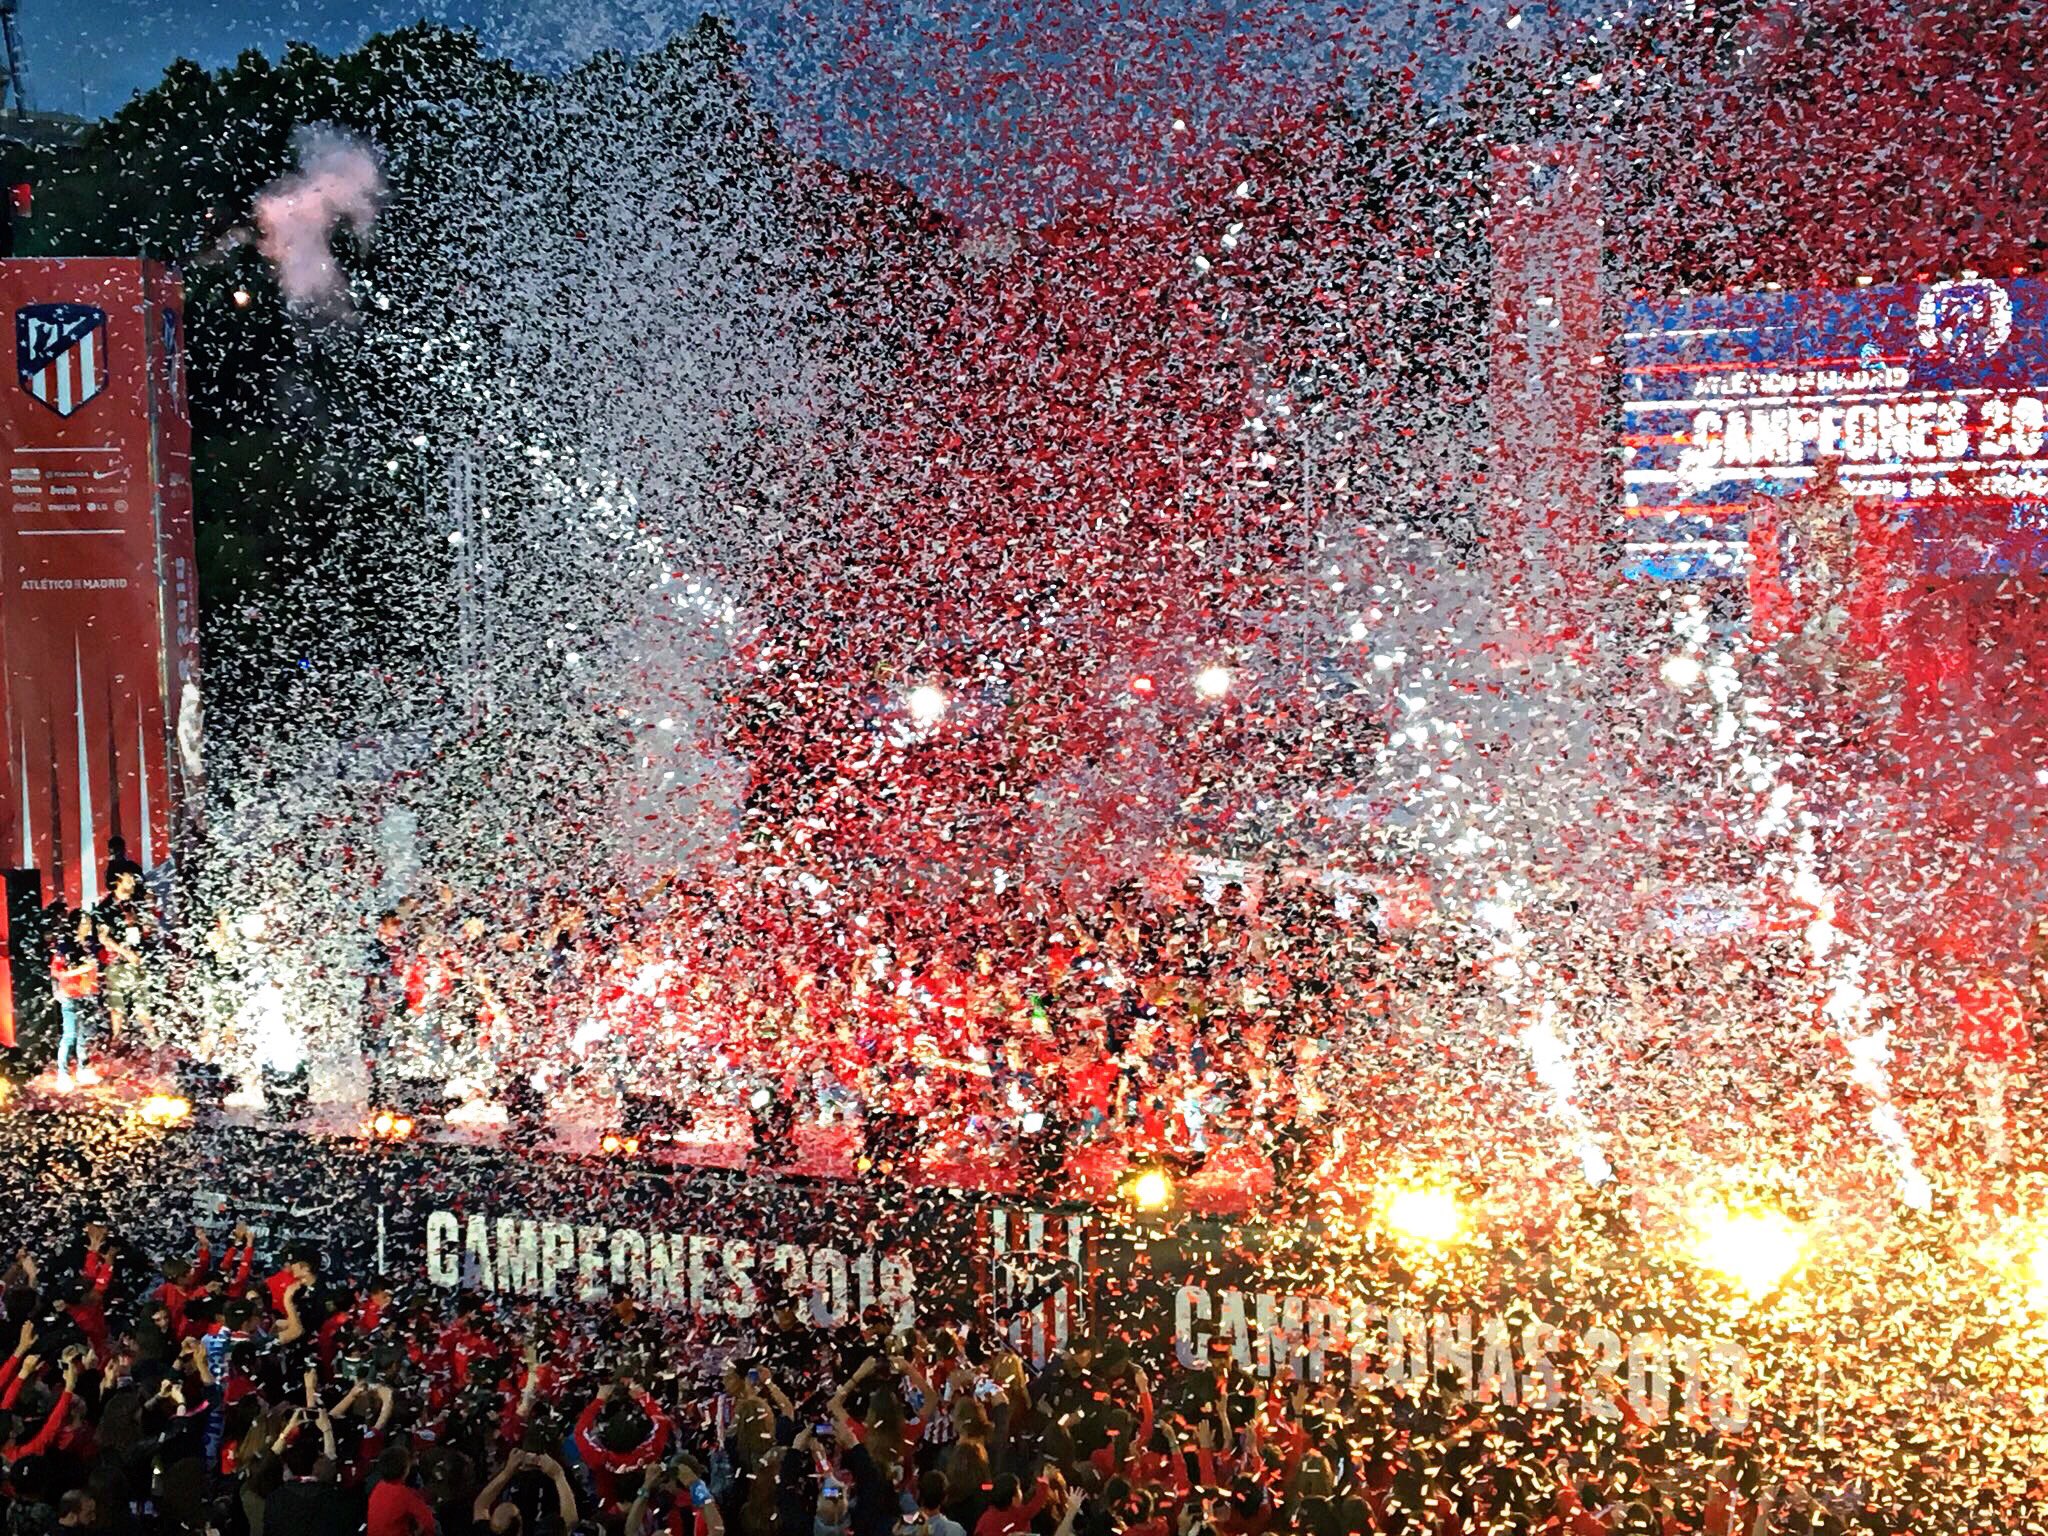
top-left (3, 1053), bottom-right (1276, 1215)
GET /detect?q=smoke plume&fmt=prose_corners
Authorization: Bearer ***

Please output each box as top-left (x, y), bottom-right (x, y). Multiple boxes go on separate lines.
top-left (254, 125), bottom-right (385, 315)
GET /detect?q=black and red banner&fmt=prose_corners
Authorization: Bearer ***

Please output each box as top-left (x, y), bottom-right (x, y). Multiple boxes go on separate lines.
top-left (4, 1102), bottom-right (1759, 1431)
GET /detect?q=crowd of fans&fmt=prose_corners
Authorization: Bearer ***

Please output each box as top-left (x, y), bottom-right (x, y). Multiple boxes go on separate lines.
top-left (314, 862), bottom-right (2037, 1206)
top-left (43, 823), bottom-right (2037, 1215)
top-left (13, 818), bottom-right (2044, 1535)
top-left (8, 1202), bottom-right (2027, 1536)
top-left (342, 867), bottom-right (1389, 1176)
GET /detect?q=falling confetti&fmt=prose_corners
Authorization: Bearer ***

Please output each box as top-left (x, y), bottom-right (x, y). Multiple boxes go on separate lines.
top-left (0, 2), bottom-right (2044, 1532)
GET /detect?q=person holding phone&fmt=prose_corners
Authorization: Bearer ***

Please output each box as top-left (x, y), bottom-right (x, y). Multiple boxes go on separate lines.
top-left (628, 1461), bottom-right (728, 1536)
top-left (475, 1447), bottom-right (579, 1536)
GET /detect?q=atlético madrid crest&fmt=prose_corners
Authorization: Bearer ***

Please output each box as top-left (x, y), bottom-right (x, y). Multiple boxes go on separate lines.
top-left (16, 303), bottom-right (109, 418)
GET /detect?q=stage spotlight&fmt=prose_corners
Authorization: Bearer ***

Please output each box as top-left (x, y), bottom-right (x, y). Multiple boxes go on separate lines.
top-left (1020, 1110), bottom-right (1045, 1134)
top-left (231, 287), bottom-right (252, 308)
top-left (907, 685), bottom-right (948, 727)
top-left (135, 1094), bottom-right (192, 1128)
top-left (1192, 665), bottom-right (1232, 699)
top-left (1128, 1167), bottom-right (1175, 1212)
top-left (1382, 1184), bottom-right (1465, 1248)
top-left (598, 1131), bottom-right (642, 1157)
top-left (1659, 654), bottom-right (1703, 690)
top-left (367, 1109), bottom-right (416, 1142)
top-left (1688, 1201), bottom-right (1806, 1298)
top-left (1129, 674), bottom-right (1156, 697)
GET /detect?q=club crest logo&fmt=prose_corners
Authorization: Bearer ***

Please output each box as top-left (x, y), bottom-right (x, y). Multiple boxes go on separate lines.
top-left (16, 303), bottom-right (109, 418)
top-left (1915, 278), bottom-right (2012, 362)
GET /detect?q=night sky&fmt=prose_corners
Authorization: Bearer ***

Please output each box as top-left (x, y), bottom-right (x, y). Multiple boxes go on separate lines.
top-left (32, 0), bottom-right (486, 118)
top-left (38, 1), bottom-right (1527, 115)
top-left (38, 0), bottom-right (1535, 223)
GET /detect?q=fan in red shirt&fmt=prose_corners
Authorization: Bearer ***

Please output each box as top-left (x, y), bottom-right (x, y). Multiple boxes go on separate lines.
top-left (266, 1245), bottom-right (325, 1319)
top-left (574, 1379), bottom-right (673, 1518)
top-left (154, 1225), bottom-right (228, 1342)
top-left (971, 1473), bottom-right (1049, 1536)
top-left (1088, 1367), bottom-right (1154, 1481)
top-left (0, 1359), bottom-right (80, 1467)
top-left (60, 1273), bottom-right (112, 1367)
top-left (368, 1443), bottom-right (439, 1536)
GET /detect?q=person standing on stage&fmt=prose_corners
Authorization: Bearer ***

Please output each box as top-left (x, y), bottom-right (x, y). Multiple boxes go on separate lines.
top-left (50, 906), bottom-right (100, 1090)
top-left (95, 869), bottom-right (158, 1052)
top-left (103, 835), bottom-right (144, 895)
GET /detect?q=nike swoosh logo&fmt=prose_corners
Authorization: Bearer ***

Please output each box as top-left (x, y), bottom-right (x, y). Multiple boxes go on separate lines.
top-left (92, 468), bottom-right (122, 480)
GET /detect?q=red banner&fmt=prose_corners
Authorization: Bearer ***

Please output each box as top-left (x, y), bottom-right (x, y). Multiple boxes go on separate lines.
top-left (0, 257), bottom-right (198, 1044)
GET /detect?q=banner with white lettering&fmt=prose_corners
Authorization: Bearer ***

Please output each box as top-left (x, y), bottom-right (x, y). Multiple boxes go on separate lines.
top-left (2, 1103), bottom-right (1754, 1425)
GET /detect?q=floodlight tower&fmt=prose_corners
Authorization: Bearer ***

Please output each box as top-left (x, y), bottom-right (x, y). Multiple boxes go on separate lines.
top-left (0, 0), bottom-right (28, 120)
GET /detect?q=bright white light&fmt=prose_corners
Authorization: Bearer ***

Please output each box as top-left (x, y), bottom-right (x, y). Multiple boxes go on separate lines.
top-left (242, 980), bottom-right (303, 1074)
top-left (136, 1094), bottom-right (192, 1127)
top-left (1383, 1185), bottom-right (1465, 1247)
top-left (235, 911), bottom-right (268, 941)
top-left (906, 685), bottom-right (948, 727)
top-left (1660, 654), bottom-right (1704, 690)
top-left (1192, 665), bottom-right (1232, 700)
top-left (1129, 1168), bottom-right (1175, 1210)
top-left (1689, 1202), bottom-right (1806, 1298)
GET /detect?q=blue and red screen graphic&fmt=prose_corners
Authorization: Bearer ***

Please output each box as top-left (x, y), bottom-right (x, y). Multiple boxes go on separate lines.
top-left (1620, 278), bottom-right (2048, 579)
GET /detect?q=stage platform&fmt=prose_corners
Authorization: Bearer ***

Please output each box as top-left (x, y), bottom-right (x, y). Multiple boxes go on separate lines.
top-left (5, 1057), bottom-right (1275, 1216)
